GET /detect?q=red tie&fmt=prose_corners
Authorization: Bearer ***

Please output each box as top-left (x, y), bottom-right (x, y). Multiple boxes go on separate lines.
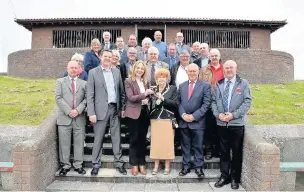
top-left (71, 78), bottom-right (75, 109)
top-left (188, 81), bottom-right (194, 100)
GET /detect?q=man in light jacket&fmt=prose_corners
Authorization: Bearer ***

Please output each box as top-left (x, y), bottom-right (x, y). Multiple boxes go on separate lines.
top-left (211, 60), bottom-right (252, 190)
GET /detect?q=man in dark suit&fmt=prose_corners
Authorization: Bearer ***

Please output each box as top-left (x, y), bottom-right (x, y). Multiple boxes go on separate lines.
top-left (101, 31), bottom-right (116, 50)
top-left (178, 63), bottom-right (211, 178)
top-left (87, 49), bottom-right (126, 176)
top-left (162, 43), bottom-right (179, 70)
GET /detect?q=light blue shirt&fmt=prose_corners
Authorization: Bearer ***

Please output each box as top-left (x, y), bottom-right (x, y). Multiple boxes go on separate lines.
top-left (200, 56), bottom-right (209, 68)
top-left (101, 66), bottom-right (116, 103)
top-left (224, 76), bottom-right (236, 109)
top-left (152, 41), bottom-right (168, 60)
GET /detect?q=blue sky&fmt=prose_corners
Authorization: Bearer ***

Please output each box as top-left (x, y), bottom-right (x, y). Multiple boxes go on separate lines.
top-left (0, 0), bottom-right (303, 79)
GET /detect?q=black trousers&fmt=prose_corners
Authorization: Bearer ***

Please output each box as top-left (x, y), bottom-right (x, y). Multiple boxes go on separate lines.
top-left (218, 125), bottom-right (244, 182)
top-left (126, 107), bottom-right (150, 166)
top-left (204, 109), bottom-right (219, 155)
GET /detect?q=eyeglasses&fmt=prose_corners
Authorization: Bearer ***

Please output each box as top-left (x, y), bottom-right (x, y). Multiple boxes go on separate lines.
top-left (76, 60), bottom-right (83, 62)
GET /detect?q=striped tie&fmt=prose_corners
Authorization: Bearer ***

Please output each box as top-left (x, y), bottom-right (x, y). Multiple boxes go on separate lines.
top-left (223, 80), bottom-right (231, 112)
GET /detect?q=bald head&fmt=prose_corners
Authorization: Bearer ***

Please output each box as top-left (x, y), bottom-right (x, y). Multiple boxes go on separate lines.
top-left (67, 61), bottom-right (79, 78)
top-left (223, 60), bottom-right (237, 79)
top-left (154, 31), bottom-right (162, 42)
top-left (187, 63), bottom-right (199, 81)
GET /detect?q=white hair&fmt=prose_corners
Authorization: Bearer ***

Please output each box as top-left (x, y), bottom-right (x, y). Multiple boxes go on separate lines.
top-left (142, 37), bottom-right (152, 46)
top-left (103, 31), bottom-right (110, 38)
top-left (71, 53), bottom-right (84, 62)
top-left (148, 46), bottom-right (159, 54)
top-left (209, 48), bottom-right (220, 56)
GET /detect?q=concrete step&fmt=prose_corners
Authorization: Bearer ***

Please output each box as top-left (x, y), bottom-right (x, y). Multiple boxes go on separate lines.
top-left (86, 123), bottom-right (128, 134)
top-left (54, 168), bottom-right (221, 183)
top-left (85, 133), bottom-right (130, 144)
top-left (71, 155), bottom-right (220, 169)
top-left (79, 143), bottom-right (183, 156)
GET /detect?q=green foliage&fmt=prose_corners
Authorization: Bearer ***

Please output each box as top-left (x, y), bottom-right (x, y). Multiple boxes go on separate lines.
top-left (0, 75), bottom-right (303, 126)
top-left (0, 76), bottom-right (56, 126)
top-left (248, 81), bottom-right (304, 124)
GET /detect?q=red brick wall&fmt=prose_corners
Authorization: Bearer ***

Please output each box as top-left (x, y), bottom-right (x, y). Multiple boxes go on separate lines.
top-left (32, 27), bottom-right (53, 48)
top-left (8, 48), bottom-right (294, 84)
top-left (31, 25), bottom-right (271, 49)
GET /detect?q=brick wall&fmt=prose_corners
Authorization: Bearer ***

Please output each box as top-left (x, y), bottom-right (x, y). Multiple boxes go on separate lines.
top-left (31, 25), bottom-right (271, 49)
top-left (12, 110), bottom-right (58, 191)
top-left (8, 48), bottom-right (294, 84)
top-left (32, 27), bottom-right (53, 48)
top-left (242, 120), bottom-right (281, 191)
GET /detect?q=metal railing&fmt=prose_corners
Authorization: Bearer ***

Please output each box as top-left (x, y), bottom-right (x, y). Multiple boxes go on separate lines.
top-left (52, 29), bottom-right (121, 48)
top-left (181, 30), bottom-right (250, 48)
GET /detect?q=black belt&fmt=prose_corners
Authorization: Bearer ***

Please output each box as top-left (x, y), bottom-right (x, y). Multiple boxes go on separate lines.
top-left (108, 103), bottom-right (117, 106)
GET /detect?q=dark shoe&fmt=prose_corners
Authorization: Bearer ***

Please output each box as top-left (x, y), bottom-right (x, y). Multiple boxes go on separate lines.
top-left (74, 167), bottom-right (86, 175)
top-left (231, 180), bottom-right (240, 190)
top-left (194, 168), bottom-right (205, 178)
top-left (117, 166), bottom-right (127, 175)
top-left (179, 168), bottom-right (191, 176)
top-left (174, 142), bottom-right (181, 149)
top-left (59, 168), bottom-right (70, 176)
top-left (91, 168), bottom-right (99, 176)
top-left (214, 177), bottom-right (230, 188)
top-left (205, 152), bottom-right (212, 160)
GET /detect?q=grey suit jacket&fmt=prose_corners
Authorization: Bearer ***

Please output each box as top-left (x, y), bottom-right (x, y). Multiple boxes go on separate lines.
top-left (87, 66), bottom-right (126, 120)
top-left (137, 50), bottom-right (148, 61)
top-left (55, 77), bottom-right (87, 127)
top-left (211, 75), bottom-right (252, 126)
top-left (146, 61), bottom-right (169, 84)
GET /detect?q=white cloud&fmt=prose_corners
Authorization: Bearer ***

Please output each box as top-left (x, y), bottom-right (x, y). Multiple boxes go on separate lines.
top-left (0, 0), bottom-right (303, 79)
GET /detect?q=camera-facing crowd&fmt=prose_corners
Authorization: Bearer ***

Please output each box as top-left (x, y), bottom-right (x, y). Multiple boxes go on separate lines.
top-left (55, 30), bottom-right (252, 190)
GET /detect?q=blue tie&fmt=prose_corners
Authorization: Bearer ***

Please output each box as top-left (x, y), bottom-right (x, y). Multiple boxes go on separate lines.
top-left (223, 80), bottom-right (231, 112)
top-left (170, 57), bottom-right (175, 69)
top-left (177, 44), bottom-right (182, 54)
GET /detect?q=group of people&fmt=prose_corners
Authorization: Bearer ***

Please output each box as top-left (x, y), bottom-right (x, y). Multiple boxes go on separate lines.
top-left (55, 30), bottom-right (252, 190)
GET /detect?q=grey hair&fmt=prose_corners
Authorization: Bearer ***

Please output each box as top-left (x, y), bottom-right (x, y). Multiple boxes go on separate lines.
top-left (103, 31), bottom-right (110, 38)
top-left (142, 37), bottom-right (152, 46)
top-left (128, 47), bottom-right (137, 53)
top-left (71, 53), bottom-right (84, 62)
top-left (148, 46), bottom-right (159, 54)
top-left (180, 50), bottom-right (190, 55)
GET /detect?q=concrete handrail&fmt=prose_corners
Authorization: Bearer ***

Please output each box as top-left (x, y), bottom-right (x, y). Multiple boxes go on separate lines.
top-left (241, 120), bottom-right (281, 191)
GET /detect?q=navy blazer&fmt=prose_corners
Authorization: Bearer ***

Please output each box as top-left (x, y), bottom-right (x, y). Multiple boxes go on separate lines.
top-left (178, 80), bottom-right (211, 129)
top-left (83, 50), bottom-right (100, 74)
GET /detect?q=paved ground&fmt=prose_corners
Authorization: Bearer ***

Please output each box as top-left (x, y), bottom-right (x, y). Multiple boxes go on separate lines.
top-left (46, 181), bottom-right (246, 192)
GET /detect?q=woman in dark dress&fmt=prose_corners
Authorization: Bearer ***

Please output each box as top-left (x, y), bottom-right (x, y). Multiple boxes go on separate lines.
top-left (150, 68), bottom-right (178, 175)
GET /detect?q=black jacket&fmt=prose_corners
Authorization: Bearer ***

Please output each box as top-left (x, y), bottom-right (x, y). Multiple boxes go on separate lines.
top-left (150, 84), bottom-right (178, 119)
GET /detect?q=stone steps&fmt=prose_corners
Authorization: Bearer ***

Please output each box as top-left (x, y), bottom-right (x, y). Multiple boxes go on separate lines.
top-left (71, 155), bottom-right (220, 169)
top-left (54, 168), bottom-right (221, 183)
top-left (78, 143), bottom-right (184, 156)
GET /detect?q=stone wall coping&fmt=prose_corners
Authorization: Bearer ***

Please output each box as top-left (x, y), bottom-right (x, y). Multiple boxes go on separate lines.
top-left (8, 108), bottom-right (58, 191)
top-left (280, 162), bottom-right (304, 172)
top-left (241, 119), bottom-right (281, 191)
